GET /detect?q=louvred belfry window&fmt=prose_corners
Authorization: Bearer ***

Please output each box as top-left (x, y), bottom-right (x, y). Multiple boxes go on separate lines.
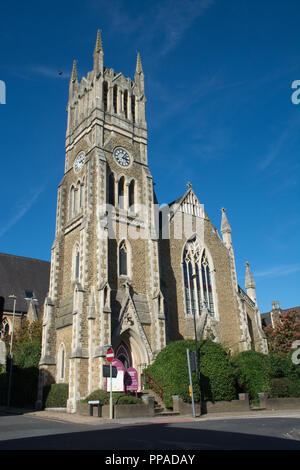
top-left (182, 238), bottom-right (215, 317)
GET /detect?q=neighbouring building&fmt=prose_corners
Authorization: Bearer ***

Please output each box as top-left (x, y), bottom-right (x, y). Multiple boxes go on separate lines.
top-left (261, 301), bottom-right (300, 328)
top-left (38, 31), bottom-right (268, 412)
top-left (0, 252), bottom-right (50, 337)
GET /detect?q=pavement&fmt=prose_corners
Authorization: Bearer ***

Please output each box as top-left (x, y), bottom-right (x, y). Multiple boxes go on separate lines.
top-left (2, 406), bottom-right (300, 427)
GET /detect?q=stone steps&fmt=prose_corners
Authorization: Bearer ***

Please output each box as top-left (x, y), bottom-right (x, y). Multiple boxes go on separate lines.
top-left (142, 389), bottom-right (180, 417)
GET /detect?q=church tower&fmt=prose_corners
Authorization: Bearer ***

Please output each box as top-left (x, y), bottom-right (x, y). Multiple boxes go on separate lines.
top-left (38, 31), bottom-right (166, 412)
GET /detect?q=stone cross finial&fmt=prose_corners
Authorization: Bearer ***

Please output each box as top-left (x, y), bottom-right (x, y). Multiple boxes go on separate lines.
top-left (187, 182), bottom-right (192, 189)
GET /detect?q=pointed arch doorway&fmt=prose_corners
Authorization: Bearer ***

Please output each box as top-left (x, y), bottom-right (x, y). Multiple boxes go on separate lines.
top-left (113, 328), bottom-right (150, 389)
top-left (115, 341), bottom-right (132, 370)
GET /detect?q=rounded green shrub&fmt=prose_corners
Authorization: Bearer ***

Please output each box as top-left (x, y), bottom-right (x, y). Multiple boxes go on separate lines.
top-left (281, 377), bottom-right (300, 397)
top-left (231, 350), bottom-right (271, 401)
top-left (82, 390), bottom-right (142, 405)
top-left (269, 378), bottom-right (289, 398)
top-left (144, 339), bottom-right (236, 408)
top-left (44, 383), bottom-right (69, 408)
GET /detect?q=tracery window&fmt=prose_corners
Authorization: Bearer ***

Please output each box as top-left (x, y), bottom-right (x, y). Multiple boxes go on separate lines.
top-left (183, 238), bottom-right (215, 317)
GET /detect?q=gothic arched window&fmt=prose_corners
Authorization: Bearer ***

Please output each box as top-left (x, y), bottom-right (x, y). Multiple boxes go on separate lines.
top-left (72, 244), bottom-right (80, 282)
top-left (78, 178), bottom-right (84, 211)
top-left (103, 81), bottom-right (108, 111)
top-left (113, 85), bottom-right (118, 114)
top-left (58, 343), bottom-right (66, 381)
top-left (69, 185), bottom-right (75, 219)
top-left (119, 240), bottom-right (127, 276)
top-left (108, 173), bottom-right (115, 206)
top-left (124, 90), bottom-right (128, 119)
top-left (75, 251), bottom-right (80, 280)
top-left (128, 179), bottom-right (135, 211)
top-left (131, 95), bottom-right (135, 123)
top-left (118, 176), bottom-right (125, 209)
top-left (182, 238), bottom-right (215, 317)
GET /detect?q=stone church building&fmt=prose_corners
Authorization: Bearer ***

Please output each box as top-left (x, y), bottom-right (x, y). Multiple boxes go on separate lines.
top-left (38, 31), bottom-right (267, 412)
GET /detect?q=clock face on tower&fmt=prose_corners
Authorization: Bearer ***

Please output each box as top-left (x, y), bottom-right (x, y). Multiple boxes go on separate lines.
top-left (113, 147), bottom-right (131, 167)
top-left (74, 152), bottom-right (85, 173)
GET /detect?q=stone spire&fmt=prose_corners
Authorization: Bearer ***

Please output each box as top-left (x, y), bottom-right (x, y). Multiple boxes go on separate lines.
top-left (71, 60), bottom-right (78, 83)
top-left (94, 29), bottom-right (103, 54)
top-left (93, 29), bottom-right (104, 76)
top-left (221, 207), bottom-right (232, 234)
top-left (135, 52), bottom-right (143, 74)
top-left (245, 262), bottom-right (256, 303)
top-left (134, 52), bottom-right (146, 124)
top-left (135, 52), bottom-right (144, 90)
top-left (220, 208), bottom-right (232, 248)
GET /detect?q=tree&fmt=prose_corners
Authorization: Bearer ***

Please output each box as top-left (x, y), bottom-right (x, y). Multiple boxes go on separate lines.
top-left (263, 309), bottom-right (300, 355)
top-left (12, 319), bottom-right (42, 368)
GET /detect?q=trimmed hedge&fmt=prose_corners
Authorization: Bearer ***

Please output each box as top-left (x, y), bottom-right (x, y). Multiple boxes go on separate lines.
top-left (231, 350), bottom-right (271, 401)
top-left (82, 389), bottom-right (143, 405)
top-left (43, 383), bottom-right (69, 408)
top-left (145, 339), bottom-right (236, 408)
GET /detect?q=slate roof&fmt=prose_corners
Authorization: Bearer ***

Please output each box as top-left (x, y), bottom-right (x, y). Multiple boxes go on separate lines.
top-left (0, 252), bottom-right (50, 316)
top-left (261, 306), bottom-right (300, 328)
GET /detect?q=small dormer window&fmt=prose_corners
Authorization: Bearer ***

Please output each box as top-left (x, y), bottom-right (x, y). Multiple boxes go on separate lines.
top-left (25, 290), bottom-right (34, 300)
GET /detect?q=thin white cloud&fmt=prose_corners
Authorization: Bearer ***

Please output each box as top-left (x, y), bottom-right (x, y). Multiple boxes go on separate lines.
top-left (30, 65), bottom-right (69, 79)
top-left (0, 185), bottom-right (46, 238)
top-left (101, 0), bottom-right (215, 58)
top-left (254, 264), bottom-right (300, 278)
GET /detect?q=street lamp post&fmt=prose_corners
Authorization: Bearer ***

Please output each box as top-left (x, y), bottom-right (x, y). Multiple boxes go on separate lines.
top-left (7, 294), bottom-right (16, 408)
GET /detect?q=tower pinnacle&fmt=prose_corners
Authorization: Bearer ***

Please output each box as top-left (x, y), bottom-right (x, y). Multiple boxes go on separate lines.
top-left (245, 262), bottom-right (256, 290)
top-left (94, 29), bottom-right (103, 54)
top-left (220, 208), bottom-right (232, 233)
top-left (71, 60), bottom-right (78, 83)
top-left (93, 29), bottom-right (104, 76)
top-left (136, 52), bottom-right (143, 74)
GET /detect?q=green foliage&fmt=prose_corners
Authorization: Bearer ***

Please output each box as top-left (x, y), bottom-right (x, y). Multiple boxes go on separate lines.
top-left (115, 394), bottom-right (143, 405)
top-left (44, 383), bottom-right (69, 408)
top-left (231, 350), bottom-right (271, 401)
top-left (281, 377), bottom-right (300, 397)
top-left (82, 390), bottom-right (142, 405)
top-left (268, 352), bottom-right (300, 380)
top-left (264, 309), bottom-right (300, 355)
top-left (144, 339), bottom-right (236, 408)
top-left (198, 340), bottom-right (237, 402)
top-left (269, 378), bottom-right (289, 398)
top-left (13, 320), bottom-right (42, 369)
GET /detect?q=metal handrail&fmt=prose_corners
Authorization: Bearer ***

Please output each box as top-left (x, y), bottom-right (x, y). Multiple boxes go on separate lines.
top-left (141, 372), bottom-right (163, 401)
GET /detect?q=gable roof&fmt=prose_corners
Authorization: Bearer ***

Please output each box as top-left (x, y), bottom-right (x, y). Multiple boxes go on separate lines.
top-left (0, 252), bottom-right (50, 315)
top-left (168, 188), bottom-right (205, 220)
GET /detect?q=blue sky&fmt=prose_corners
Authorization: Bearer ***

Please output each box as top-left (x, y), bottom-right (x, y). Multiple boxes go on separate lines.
top-left (0, 0), bottom-right (299, 313)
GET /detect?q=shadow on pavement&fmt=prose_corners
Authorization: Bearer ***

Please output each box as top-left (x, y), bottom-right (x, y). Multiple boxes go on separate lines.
top-left (0, 422), bottom-right (300, 450)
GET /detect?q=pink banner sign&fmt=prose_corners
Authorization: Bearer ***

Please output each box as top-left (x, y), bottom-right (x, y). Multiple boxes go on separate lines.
top-left (124, 367), bottom-right (138, 392)
top-left (106, 358), bottom-right (125, 392)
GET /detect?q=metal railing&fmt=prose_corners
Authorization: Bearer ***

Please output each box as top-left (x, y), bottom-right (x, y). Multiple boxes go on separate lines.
top-left (141, 372), bottom-right (163, 402)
